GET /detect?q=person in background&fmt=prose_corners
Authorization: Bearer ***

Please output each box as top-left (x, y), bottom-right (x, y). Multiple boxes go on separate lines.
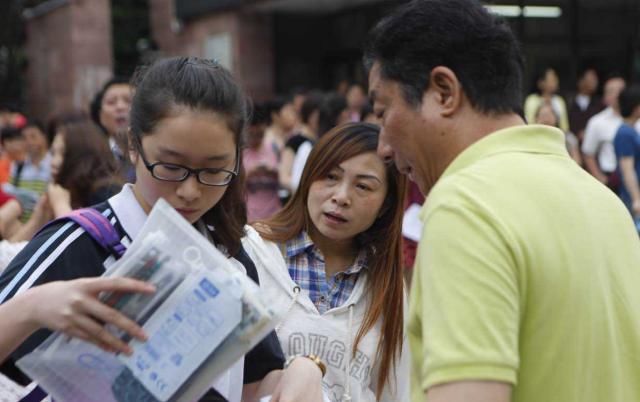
top-left (263, 96), bottom-right (298, 161)
top-left (0, 109), bottom-right (27, 185)
top-left (581, 75), bottom-right (626, 191)
top-left (291, 86), bottom-right (309, 118)
top-left (401, 181), bottom-right (424, 287)
top-left (0, 104), bottom-right (27, 132)
top-left (360, 102), bottom-right (381, 125)
top-left (90, 77), bottom-right (134, 181)
top-left (524, 67), bottom-right (569, 132)
top-left (279, 92), bottom-right (323, 194)
top-left (346, 83), bottom-right (368, 122)
top-left (0, 127), bottom-right (26, 238)
top-left (613, 85), bottom-right (640, 222)
top-left (5, 120), bottom-right (51, 222)
top-left (243, 102), bottom-right (281, 222)
top-left (535, 103), bottom-right (582, 165)
top-left (0, 126), bottom-right (25, 185)
top-left (336, 79), bottom-right (350, 97)
top-left (318, 93), bottom-right (350, 140)
top-left (289, 93), bottom-right (351, 200)
top-left (0, 117), bottom-right (121, 267)
top-left (568, 67), bottom-right (603, 142)
top-left (365, 1), bottom-right (640, 401)
top-left (47, 118), bottom-right (122, 217)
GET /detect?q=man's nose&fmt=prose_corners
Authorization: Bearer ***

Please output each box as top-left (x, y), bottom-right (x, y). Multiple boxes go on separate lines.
top-left (377, 137), bottom-right (394, 164)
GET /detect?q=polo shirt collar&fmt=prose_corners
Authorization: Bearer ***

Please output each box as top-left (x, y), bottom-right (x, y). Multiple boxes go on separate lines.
top-left (440, 124), bottom-right (567, 181)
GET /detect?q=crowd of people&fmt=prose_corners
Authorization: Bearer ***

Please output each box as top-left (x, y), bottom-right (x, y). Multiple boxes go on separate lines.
top-left (524, 66), bottom-right (640, 223)
top-left (0, 0), bottom-right (638, 401)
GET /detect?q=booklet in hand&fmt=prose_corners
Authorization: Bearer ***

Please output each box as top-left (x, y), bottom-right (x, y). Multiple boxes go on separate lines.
top-left (17, 199), bottom-right (278, 402)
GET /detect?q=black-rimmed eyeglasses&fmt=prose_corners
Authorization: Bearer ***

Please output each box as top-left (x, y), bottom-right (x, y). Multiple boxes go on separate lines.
top-left (138, 147), bottom-right (239, 186)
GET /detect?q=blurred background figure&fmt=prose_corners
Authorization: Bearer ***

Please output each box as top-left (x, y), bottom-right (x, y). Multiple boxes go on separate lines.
top-left (90, 77), bottom-right (134, 181)
top-left (535, 103), bottom-right (582, 165)
top-left (524, 67), bottom-right (569, 132)
top-left (263, 96), bottom-right (298, 161)
top-left (290, 86), bottom-right (308, 118)
top-left (581, 75), bottom-right (626, 192)
top-left (279, 92), bottom-right (322, 194)
top-left (360, 102), bottom-right (381, 125)
top-left (613, 85), bottom-right (640, 227)
top-left (345, 83), bottom-right (367, 122)
top-left (48, 117), bottom-right (122, 217)
top-left (568, 67), bottom-right (603, 142)
top-left (3, 120), bottom-right (51, 222)
top-left (335, 79), bottom-right (350, 97)
top-left (243, 102), bottom-right (281, 222)
top-left (0, 115), bottom-right (120, 245)
top-left (317, 92), bottom-right (349, 139)
top-left (0, 126), bottom-right (25, 185)
top-left (401, 181), bottom-right (425, 287)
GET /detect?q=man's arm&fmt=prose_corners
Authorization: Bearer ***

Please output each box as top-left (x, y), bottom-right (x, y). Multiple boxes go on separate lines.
top-left (618, 156), bottom-right (640, 216)
top-left (411, 196), bottom-right (521, 399)
top-left (424, 381), bottom-right (511, 402)
top-left (581, 118), bottom-right (609, 183)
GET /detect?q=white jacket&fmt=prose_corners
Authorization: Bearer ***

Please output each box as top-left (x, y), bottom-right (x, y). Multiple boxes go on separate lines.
top-left (242, 227), bottom-right (410, 402)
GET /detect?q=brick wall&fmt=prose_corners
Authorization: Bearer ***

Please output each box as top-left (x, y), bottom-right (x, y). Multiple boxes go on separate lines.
top-left (24, 0), bottom-right (112, 121)
top-left (149, 0), bottom-right (275, 101)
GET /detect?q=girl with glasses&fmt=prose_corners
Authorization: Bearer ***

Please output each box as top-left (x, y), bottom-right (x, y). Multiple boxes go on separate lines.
top-left (0, 56), bottom-right (323, 402)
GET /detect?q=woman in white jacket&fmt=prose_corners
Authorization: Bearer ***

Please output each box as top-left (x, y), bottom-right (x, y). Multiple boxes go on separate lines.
top-left (252, 123), bottom-right (409, 402)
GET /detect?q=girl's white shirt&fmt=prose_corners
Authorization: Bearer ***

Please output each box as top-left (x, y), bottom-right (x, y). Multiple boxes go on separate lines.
top-left (242, 226), bottom-right (410, 402)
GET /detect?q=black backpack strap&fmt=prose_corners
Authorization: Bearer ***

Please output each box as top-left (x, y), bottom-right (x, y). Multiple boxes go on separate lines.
top-left (234, 244), bottom-right (260, 285)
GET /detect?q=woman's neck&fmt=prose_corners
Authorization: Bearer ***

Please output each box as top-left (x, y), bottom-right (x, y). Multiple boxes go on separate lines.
top-left (308, 228), bottom-right (358, 277)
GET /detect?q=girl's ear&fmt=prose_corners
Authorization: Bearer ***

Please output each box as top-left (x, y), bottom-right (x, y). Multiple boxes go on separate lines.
top-left (128, 129), bottom-right (139, 164)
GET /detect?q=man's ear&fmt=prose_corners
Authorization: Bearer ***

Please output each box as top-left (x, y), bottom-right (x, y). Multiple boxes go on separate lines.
top-left (428, 66), bottom-right (463, 117)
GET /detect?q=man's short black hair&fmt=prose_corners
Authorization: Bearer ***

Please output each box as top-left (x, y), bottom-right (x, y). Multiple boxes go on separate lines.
top-left (364, 0), bottom-right (524, 115)
top-left (618, 85), bottom-right (640, 118)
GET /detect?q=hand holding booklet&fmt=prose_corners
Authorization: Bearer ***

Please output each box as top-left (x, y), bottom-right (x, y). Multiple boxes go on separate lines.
top-left (17, 199), bottom-right (279, 402)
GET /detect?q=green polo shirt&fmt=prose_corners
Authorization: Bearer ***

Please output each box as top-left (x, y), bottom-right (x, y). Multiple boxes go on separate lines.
top-left (409, 124), bottom-right (640, 402)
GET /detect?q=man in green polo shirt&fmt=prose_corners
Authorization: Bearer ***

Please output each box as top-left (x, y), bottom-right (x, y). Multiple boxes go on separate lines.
top-left (365, 1), bottom-right (640, 402)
